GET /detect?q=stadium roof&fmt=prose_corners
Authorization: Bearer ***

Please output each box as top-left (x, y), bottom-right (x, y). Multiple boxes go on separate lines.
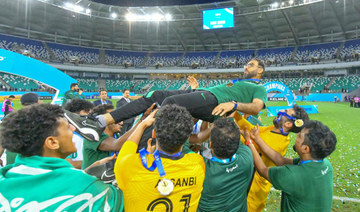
top-left (0, 0), bottom-right (359, 51)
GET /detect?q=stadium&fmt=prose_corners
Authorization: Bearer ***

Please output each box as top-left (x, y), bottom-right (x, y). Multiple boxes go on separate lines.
top-left (0, 0), bottom-right (359, 211)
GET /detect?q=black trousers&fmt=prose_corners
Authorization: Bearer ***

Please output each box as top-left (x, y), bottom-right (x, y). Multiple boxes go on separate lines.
top-left (109, 89), bottom-right (218, 123)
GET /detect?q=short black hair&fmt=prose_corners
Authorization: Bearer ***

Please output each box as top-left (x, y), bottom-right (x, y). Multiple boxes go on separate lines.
top-left (210, 118), bottom-right (240, 159)
top-left (99, 88), bottom-right (107, 94)
top-left (92, 104), bottom-right (114, 115)
top-left (70, 83), bottom-right (78, 89)
top-left (154, 104), bottom-right (193, 154)
top-left (289, 104), bottom-right (309, 133)
top-left (123, 89), bottom-right (130, 93)
top-left (64, 99), bottom-right (94, 114)
top-left (251, 58), bottom-right (265, 72)
top-left (302, 120), bottom-right (337, 160)
top-left (8, 95), bottom-right (15, 98)
top-left (0, 104), bottom-right (64, 157)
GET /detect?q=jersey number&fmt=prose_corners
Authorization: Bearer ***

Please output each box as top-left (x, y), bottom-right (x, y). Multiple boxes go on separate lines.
top-left (147, 194), bottom-right (192, 212)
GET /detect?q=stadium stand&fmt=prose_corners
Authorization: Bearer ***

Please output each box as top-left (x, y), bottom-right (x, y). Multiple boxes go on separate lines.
top-left (75, 78), bottom-right (99, 92)
top-left (216, 50), bottom-right (255, 68)
top-left (0, 72), bottom-right (40, 91)
top-left (294, 42), bottom-right (341, 62)
top-left (0, 34), bottom-right (49, 60)
top-left (105, 50), bottom-right (147, 66)
top-left (330, 75), bottom-right (360, 92)
top-left (105, 79), bottom-right (137, 92)
top-left (257, 47), bottom-right (295, 65)
top-left (145, 52), bottom-right (183, 67)
top-left (341, 39), bottom-right (360, 61)
top-left (47, 42), bottom-right (99, 64)
top-left (181, 51), bottom-right (218, 67)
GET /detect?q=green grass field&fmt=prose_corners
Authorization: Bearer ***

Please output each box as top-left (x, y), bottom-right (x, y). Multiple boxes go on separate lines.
top-left (2, 100), bottom-right (360, 211)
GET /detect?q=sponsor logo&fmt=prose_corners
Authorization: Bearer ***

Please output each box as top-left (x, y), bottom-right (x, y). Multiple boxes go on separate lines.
top-left (0, 56), bottom-right (5, 61)
top-left (321, 166), bottom-right (329, 175)
top-left (226, 164), bottom-right (238, 173)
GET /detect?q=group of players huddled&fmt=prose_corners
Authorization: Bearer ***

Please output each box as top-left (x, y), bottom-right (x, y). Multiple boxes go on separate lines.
top-left (0, 59), bottom-right (337, 212)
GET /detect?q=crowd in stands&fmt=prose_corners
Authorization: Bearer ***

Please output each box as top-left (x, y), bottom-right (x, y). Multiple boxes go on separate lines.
top-left (105, 50), bottom-right (147, 67)
top-left (0, 33), bottom-right (49, 60)
top-left (1, 33), bottom-right (360, 67)
top-left (47, 42), bottom-right (99, 64)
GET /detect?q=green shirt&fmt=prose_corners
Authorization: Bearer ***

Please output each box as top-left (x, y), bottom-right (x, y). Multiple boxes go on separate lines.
top-left (203, 80), bottom-right (267, 105)
top-left (0, 155), bottom-right (123, 211)
top-left (82, 133), bottom-right (111, 169)
top-left (198, 144), bottom-right (254, 212)
top-left (269, 158), bottom-right (333, 212)
top-left (62, 90), bottom-right (81, 107)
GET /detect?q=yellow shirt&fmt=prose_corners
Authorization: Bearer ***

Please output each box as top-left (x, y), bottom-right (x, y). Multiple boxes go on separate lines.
top-left (115, 141), bottom-right (205, 212)
top-left (234, 112), bottom-right (290, 212)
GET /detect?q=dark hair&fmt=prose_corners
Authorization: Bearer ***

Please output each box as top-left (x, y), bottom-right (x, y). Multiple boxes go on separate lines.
top-left (64, 99), bottom-right (94, 114)
top-left (0, 104), bottom-right (64, 157)
top-left (8, 95), bottom-right (15, 98)
top-left (302, 120), bottom-right (337, 160)
top-left (123, 89), bottom-right (130, 93)
top-left (99, 88), bottom-right (107, 94)
top-left (251, 58), bottom-right (265, 72)
top-left (289, 104), bottom-right (309, 133)
top-left (210, 118), bottom-right (240, 159)
top-left (92, 104), bottom-right (114, 115)
top-left (154, 104), bottom-right (193, 154)
top-left (70, 83), bottom-right (78, 89)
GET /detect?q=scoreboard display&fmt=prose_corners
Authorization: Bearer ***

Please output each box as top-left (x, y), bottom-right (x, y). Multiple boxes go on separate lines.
top-left (203, 8), bottom-right (234, 30)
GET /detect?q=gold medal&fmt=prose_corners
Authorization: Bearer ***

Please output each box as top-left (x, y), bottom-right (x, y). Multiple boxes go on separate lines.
top-left (157, 178), bottom-right (174, 196)
top-left (294, 119), bottom-right (304, 127)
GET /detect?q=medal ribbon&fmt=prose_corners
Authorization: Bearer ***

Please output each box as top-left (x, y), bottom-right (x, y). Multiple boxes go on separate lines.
top-left (299, 159), bottom-right (323, 165)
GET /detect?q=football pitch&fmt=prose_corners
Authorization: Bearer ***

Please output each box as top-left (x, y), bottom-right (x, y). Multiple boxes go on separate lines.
top-left (3, 100), bottom-right (360, 211)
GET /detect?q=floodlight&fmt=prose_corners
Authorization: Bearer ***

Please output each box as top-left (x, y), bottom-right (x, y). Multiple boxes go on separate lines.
top-left (85, 8), bottom-right (91, 14)
top-left (151, 13), bottom-right (163, 22)
top-left (111, 12), bottom-right (118, 19)
top-left (289, 0), bottom-right (294, 4)
top-left (272, 2), bottom-right (279, 8)
top-left (73, 5), bottom-right (84, 12)
top-left (165, 14), bottom-right (172, 21)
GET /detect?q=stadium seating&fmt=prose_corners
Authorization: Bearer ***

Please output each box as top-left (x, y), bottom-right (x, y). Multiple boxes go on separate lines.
top-left (294, 42), bottom-right (341, 62)
top-left (0, 33), bottom-right (49, 59)
top-left (105, 50), bottom-right (147, 66)
top-left (216, 50), bottom-right (255, 68)
top-left (181, 52), bottom-right (218, 67)
top-left (105, 79), bottom-right (137, 92)
top-left (75, 78), bottom-right (99, 91)
top-left (330, 75), bottom-right (360, 92)
top-left (257, 47), bottom-right (294, 64)
top-left (167, 80), bottom-right (187, 90)
top-left (47, 43), bottom-right (99, 64)
top-left (146, 52), bottom-right (183, 67)
top-left (0, 73), bottom-right (40, 91)
top-left (341, 39), bottom-right (360, 60)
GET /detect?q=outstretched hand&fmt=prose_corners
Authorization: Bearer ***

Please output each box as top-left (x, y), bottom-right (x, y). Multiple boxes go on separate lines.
top-left (240, 127), bottom-right (252, 142)
top-left (212, 102), bottom-right (234, 116)
top-left (187, 76), bottom-right (199, 89)
top-left (140, 109), bottom-right (158, 128)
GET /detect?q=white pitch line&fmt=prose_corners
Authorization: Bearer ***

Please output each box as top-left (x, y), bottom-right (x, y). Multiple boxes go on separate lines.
top-left (270, 188), bottom-right (360, 203)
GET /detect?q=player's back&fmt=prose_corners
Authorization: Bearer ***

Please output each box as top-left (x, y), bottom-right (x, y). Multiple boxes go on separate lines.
top-left (118, 151), bottom-right (205, 212)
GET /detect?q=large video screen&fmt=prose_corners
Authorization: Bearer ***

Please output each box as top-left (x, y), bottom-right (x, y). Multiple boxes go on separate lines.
top-left (203, 8), bottom-right (234, 30)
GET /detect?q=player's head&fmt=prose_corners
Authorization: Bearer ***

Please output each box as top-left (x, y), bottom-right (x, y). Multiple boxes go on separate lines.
top-left (244, 58), bottom-right (265, 79)
top-left (99, 89), bottom-right (108, 100)
top-left (64, 99), bottom-right (94, 115)
top-left (123, 89), bottom-right (130, 98)
top-left (210, 118), bottom-right (240, 159)
top-left (8, 95), bottom-right (15, 100)
top-left (92, 104), bottom-right (122, 134)
top-left (20, 93), bottom-right (39, 106)
top-left (70, 83), bottom-right (79, 91)
top-left (0, 104), bottom-right (76, 158)
top-left (273, 104), bottom-right (309, 135)
top-left (293, 120), bottom-right (337, 160)
top-left (154, 104), bottom-right (193, 154)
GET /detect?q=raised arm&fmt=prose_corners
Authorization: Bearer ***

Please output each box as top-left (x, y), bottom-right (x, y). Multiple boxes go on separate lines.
top-left (250, 125), bottom-right (293, 166)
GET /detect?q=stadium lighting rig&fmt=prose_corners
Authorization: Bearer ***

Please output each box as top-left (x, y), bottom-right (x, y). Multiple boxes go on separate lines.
top-left (125, 13), bottom-right (172, 22)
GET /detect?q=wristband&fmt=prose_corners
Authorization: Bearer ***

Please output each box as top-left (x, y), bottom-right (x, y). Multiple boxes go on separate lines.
top-left (245, 139), bottom-right (253, 146)
top-left (232, 101), bottom-right (238, 112)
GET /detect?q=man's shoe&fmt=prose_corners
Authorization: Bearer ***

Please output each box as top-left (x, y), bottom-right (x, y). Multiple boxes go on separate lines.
top-left (86, 159), bottom-right (116, 184)
top-left (64, 110), bottom-right (104, 142)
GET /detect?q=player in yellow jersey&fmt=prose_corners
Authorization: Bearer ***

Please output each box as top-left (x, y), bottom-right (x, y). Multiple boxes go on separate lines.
top-left (234, 104), bottom-right (309, 212)
top-left (114, 104), bottom-right (205, 212)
